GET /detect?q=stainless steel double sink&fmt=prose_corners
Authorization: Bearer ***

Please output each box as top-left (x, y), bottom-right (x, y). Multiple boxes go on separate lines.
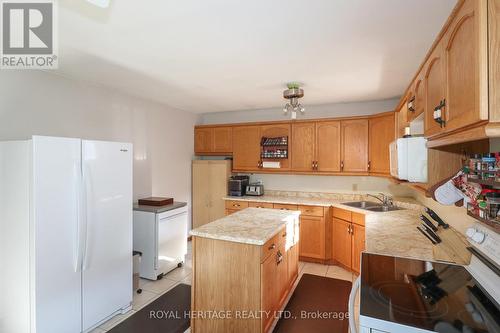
top-left (341, 201), bottom-right (403, 212)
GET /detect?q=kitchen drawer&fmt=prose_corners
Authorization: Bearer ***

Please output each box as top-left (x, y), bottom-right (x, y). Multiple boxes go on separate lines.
top-left (333, 207), bottom-right (352, 221)
top-left (273, 203), bottom-right (298, 211)
top-left (248, 201), bottom-right (274, 209)
top-left (225, 200), bottom-right (249, 210)
top-left (298, 205), bottom-right (324, 217)
top-left (261, 229), bottom-right (282, 262)
top-left (352, 212), bottom-right (365, 226)
top-left (225, 209), bottom-right (239, 216)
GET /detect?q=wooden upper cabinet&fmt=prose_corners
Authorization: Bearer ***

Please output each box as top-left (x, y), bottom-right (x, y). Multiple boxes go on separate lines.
top-left (194, 128), bottom-right (212, 153)
top-left (194, 126), bottom-right (232, 154)
top-left (291, 122), bottom-right (315, 171)
top-left (445, 0), bottom-right (488, 132)
top-left (212, 127), bottom-right (232, 153)
top-left (341, 119), bottom-right (369, 172)
top-left (424, 44), bottom-right (447, 137)
top-left (232, 126), bottom-right (261, 171)
top-left (396, 98), bottom-right (409, 139)
top-left (316, 121), bottom-right (341, 172)
top-left (409, 72), bottom-right (425, 122)
top-left (369, 113), bottom-right (395, 175)
top-left (261, 123), bottom-right (291, 170)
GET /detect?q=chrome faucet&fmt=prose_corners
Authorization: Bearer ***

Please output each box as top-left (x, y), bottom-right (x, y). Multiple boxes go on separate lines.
top-left (366, 193), bottom-right (393, 207)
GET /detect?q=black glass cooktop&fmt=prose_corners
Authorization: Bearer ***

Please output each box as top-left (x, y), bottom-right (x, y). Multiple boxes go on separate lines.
top-left (360, 253), bottom-right (500, 333)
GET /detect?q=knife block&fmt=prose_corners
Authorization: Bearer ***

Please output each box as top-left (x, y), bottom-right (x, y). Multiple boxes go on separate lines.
top-left (431, 223), bottom-right (471, 265)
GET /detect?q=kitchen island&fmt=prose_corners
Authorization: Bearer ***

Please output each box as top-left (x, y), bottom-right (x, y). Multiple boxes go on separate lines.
top-left (189, 207), bottom-right (300, 333)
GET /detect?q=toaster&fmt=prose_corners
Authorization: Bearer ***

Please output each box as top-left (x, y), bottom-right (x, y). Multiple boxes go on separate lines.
top-left (245, 183), bottom-right (264, 196)
top-left (228, 175), bottom-right (249, 196)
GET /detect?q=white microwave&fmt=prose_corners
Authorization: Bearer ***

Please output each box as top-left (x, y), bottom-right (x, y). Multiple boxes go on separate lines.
top-left (389, 137), bottom-right (428, 182)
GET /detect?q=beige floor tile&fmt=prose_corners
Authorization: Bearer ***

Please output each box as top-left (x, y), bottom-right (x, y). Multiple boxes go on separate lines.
top-left (325, 265), bottom-right (353, 282)
top-left (132, 289), bottom-right (158, 310)
top-left (165, 266), bottom-right (192, 282)
top-left (98, 310), bottom-right (136, 331)
top-left (298, 261), bottom-right (305, 273)
top-left (301, 262), bottom-right (328, 276)
top-left (89, 328), bottom-right (106, 333)
top-left (142, 277), bottom-right (178, 295)
top-left (138, 278), bottom-right (150, 288)
top-left (180, 274), bottom-right (192, 285)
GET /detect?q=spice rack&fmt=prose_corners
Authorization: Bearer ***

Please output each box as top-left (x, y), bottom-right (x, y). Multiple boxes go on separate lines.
top-left (463, 153), bottom-right (500, 232)
top-left (260, 136), bottom-right (288, 159)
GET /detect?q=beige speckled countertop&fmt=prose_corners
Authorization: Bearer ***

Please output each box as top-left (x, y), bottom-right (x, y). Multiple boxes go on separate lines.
top-left (222, 192), bottom-right (435, 261)
top-left (189, 207), bottom-right (300, 245)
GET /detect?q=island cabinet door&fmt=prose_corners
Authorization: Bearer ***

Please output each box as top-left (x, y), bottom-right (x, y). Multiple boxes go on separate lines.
top-left (333, 218), bottom-right (352, 269)
top-left (351, 224), bottom-right (366, 274)
top-left (299, 216), bottom-right (325, 259)
top-left (276, 241), bottom-right (289, 307)
top-left (287, 242), bottom-right (299, 288)
top-left (261, 253), bottom-right (278, 333)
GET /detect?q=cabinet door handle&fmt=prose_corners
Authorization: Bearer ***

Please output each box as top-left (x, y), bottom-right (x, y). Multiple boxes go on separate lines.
top-left (269, 244), bottom-right (276, 250)
top-left (315, 161), bottom-right (318, 170)
top-left (311, 160), bottom-right (315, 170)
top-left (368, 161), bottom-right (371, 171)
top-left (341, 161), bottom-right (344, 171)
top-left (282, 232), bottom-right (287, 238)
top-left (276, 250), bottom-right (283, 264)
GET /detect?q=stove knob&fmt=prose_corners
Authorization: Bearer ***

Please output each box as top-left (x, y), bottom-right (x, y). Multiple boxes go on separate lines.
top-left (471, 232), bottom-right (485, 244)
top-left (466, 228), bottom-right (476, 238)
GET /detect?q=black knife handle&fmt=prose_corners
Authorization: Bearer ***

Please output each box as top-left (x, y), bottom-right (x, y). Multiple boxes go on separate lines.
top-left (420, 223), bottom-right (442, 243)
top-left (420, 214), bottom-right (438, 232)
top-left (425, 207), bottom-right (449, 229)
top-left (417, 226), bottom-right (437, 245)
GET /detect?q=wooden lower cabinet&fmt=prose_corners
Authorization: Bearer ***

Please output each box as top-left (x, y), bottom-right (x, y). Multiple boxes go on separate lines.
top-left (351, 223), bottom-right (366, 274)
top-left (249, 201), bottom-right (274, 209)
top-left (299, 215), bottom-right (325, 259)
top-left (333, 218), bottom-right (352, 269)
top-left (332, 208), bottom-right (366, 273)
top-left (192, 224), bottom-right (299, 333)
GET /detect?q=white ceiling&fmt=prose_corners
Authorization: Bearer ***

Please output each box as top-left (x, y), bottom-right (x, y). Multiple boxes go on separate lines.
top-left (57, 0), bottom-right (457, 113)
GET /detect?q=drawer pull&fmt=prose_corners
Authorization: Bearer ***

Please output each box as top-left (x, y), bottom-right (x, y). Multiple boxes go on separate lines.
top-left (280, 208), bottom-right (289, 210)
top-left (233, 204), bottom-right (240, 207)
top-left (268, 244), bottom-right (276, 250)
top-left (282, 232), bottom-right (287, 238)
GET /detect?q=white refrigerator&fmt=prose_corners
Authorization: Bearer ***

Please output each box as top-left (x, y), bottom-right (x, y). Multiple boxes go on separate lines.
top-left (0, 136), bottom-right (133, 333)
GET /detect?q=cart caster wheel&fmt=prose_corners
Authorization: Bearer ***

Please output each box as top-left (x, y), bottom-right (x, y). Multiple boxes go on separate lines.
top-left (137, 289), bottom-right (142, 294)
top-left (177, 262), bottom-right (183, 268)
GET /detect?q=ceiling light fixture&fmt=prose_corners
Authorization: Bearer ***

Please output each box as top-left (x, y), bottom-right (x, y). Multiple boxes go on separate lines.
top-left (283, 83), bottom-right (305, 119)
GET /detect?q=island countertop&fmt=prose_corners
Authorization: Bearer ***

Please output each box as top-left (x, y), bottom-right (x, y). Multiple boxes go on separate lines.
top-left (189, 207), bottom-right (300, 245)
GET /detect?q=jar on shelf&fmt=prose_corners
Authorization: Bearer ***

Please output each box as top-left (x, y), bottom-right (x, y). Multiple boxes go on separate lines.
top-left (486, 192), bottom-right (500, 218)
top-left (469, 154), bottom-right (482, 172)
top-left (482, 153), bottom-right (496, 171)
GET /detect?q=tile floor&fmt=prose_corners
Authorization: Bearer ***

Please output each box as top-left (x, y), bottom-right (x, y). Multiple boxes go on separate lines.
top-left (92, 241), bottom-right (359, 333)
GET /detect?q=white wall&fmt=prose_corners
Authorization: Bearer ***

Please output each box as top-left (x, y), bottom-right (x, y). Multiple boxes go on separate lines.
top-left (0, 71), bottom-right (198, 217)
top-left (199, 98), bottom-right (400, 124)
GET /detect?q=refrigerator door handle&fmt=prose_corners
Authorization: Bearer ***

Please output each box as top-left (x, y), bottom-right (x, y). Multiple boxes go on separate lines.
top-left (82, 163), bottom-right (90, 271)
top-left (74, 160), bottom-right (87, 273)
